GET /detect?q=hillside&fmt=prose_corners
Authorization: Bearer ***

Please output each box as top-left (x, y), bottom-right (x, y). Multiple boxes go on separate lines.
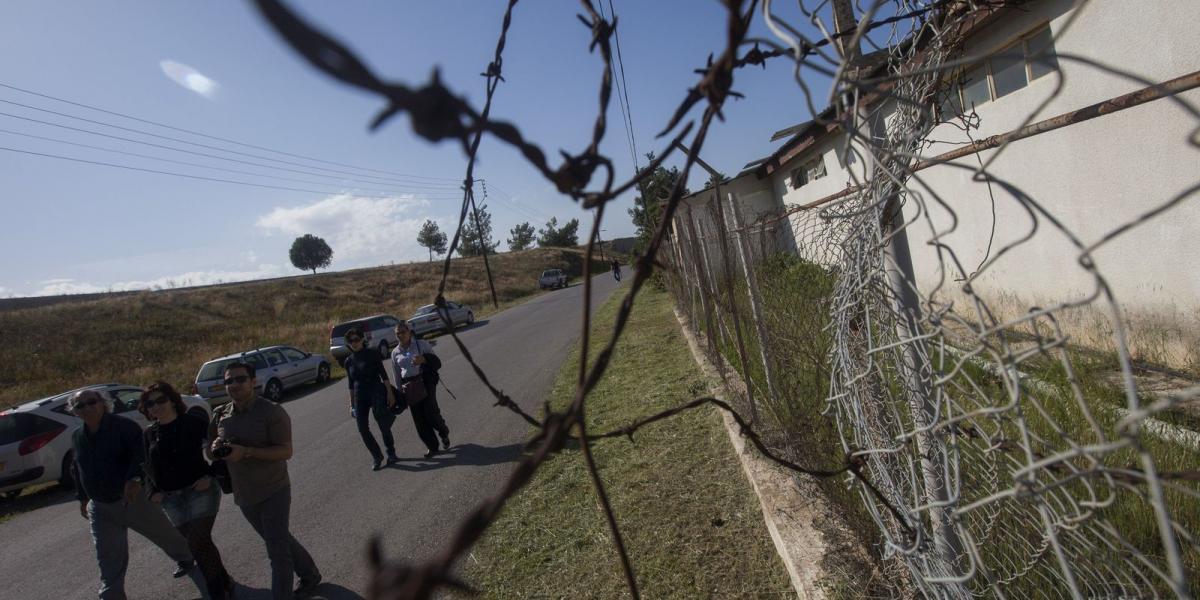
top-left (0, 248), bottom-right (606, 409)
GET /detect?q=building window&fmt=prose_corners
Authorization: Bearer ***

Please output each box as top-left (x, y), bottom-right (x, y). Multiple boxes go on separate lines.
top-left (790, 155), bottom-right (827, 189)
top-left (940, 24), bottom-right (1058, 118)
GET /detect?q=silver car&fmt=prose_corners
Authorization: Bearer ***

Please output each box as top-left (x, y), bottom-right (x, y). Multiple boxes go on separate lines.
top-left (194, 346), bottom-right (331, 405)
top-left (407, 301), bottom-right (475, 337)
top-left (1, 384), bottom-right (211, 498)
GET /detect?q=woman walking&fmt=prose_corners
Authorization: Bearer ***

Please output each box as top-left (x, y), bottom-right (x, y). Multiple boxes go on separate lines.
top-left (342, 327), bottom-right (399, 470)
top-left (391, 320), bottom-right (450, 458)
top-left (140, 381), bottom-right (235, 600)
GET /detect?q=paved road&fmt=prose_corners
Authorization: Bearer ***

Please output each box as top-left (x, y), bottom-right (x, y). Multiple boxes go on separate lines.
top-left (0, 274), bottom-right (622, 599)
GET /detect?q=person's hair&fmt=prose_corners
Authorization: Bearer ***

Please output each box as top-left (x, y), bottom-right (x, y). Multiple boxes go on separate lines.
top-left (346, 326), bottom-right (364, 340)
top-left (394, 320), bottom-right (410, 333)
top-left (69, 389), bottom-right (108, 413)
top-left (224, 361), bottom-right (256, 379)
top-left (139, 381), bottom-right (187, 420)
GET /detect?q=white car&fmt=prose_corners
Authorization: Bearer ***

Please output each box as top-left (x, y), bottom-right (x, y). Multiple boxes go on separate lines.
top-left (407, 301), bottom-right (475, 337)
top-left (0, 383), bottom-right (212, 498)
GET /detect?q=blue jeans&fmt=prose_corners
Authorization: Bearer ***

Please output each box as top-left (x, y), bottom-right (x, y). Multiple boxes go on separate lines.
top-left (160, 482), bottom-right (221, 526)
top-left (88, 494), bottom-right (205, 600)
top-left (238, 486), bottom-right (320, 600)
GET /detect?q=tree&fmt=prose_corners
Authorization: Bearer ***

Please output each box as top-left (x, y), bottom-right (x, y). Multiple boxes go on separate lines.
top-left (507, 222), bottom-right (536, 251)
top-left (457, 203), bottom-right (499, 257)
top-left (289, 234), bottom-right (333, 275)
top-left (416, 219), bottom-right (448, 261)
top-left (537, 217), bottom-right (580, 248)
top-left (629, 152), bottom-right (688, 255)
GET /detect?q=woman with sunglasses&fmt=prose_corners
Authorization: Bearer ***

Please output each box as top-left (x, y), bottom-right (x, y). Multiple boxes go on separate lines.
top-left (141, 381), bottom-right (236, 600)
top-left (342, 326), bottom-right (399, 470)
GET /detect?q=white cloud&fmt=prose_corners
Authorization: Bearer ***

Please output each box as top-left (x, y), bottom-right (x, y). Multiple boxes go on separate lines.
top-left (255, 194), bottom-right (432, 266)
top-left (160, 60), bottom-right (220, 99)
top-left (39, 278), bottom-right (76, 285)
top-left (34, 264), bottom-right (285, 297)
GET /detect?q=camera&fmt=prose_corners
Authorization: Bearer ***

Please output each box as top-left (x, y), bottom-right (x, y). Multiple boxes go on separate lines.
top-left (212, 441), bottom-right (233, 459)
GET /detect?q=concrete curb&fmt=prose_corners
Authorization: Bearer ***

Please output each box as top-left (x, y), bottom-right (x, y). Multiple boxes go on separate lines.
top-left (672, 306), bottom-right (834, 599)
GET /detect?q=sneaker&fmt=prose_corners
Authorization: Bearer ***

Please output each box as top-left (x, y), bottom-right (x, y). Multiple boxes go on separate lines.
top-left (293, 575), bottom-right (322, 598)
top-left (423, 449), bottom-right (438, 459)
top-left (172, 559), bottom-right (195, 578)
top-left (371, 458), bottom-right (384, 471)
top-left (386, 453), bottom-right (399, 464)
top-left (441, 434), bottom-right (451, 450)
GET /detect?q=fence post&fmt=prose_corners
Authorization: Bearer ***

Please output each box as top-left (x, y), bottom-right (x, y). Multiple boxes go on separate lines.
top-left (684, 206), bottom-right (719, 358)
top-left (711, 189), bottom-right (760, 425)
top-left (693, 201), bottom-right (730, 351)
top-left (671, 214), bottom-right (699, 329)
top-left (729, 193), bottom-right (781, 419)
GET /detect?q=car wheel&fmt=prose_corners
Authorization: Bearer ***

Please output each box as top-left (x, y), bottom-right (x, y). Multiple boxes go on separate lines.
top-left (59, 452), bottom-right (75, 489)
top-left (467, 311), bottom-right (474, 325)
top-left (316, 362), bottom-right (330, 383)
top-left (265, 379), bottom-right (284, 402)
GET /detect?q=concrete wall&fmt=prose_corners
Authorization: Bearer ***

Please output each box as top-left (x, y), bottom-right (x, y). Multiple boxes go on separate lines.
top-left (898, 0), bottom-right (1200, 367)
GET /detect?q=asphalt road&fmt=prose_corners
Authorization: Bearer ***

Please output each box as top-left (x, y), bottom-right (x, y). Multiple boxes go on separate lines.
top-left (0, 273), bottom-right (622, 599)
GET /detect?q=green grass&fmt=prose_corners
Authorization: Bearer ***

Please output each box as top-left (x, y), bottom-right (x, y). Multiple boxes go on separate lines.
top-left (460, 286), bottom-right (794, 598)
top-left (0, 248), bottom-right (607, 410)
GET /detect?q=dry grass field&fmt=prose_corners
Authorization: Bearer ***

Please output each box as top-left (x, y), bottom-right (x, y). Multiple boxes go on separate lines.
top-left (0, 248), bottom-right (606, 410)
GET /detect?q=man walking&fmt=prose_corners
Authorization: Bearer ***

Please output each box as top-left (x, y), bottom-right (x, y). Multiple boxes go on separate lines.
top-left (209, 362), bottom-right (322, 599)
top-left (69, 389), bottom-right (205, 600)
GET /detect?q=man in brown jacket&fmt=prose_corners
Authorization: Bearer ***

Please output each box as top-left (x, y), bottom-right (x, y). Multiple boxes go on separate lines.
top-left (210, 361), bottom-right (321, 599)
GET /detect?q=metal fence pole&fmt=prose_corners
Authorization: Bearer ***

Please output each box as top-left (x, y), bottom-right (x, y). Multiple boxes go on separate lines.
top-left (711, 189), bottom-right (760, 424)
top-left (684, 206), bottom-right (718, 355)
top-left (729, 193), bottom-right (782, 417)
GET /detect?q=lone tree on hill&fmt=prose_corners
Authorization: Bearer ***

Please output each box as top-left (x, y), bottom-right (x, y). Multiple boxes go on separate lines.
top-left (458, 203), bottom-right (499, 257)
top-left (537, 217), bottom-right (580, 247)
top-left (289, 234), bottom-right (333, 275)
top-left (417, 219), bottom-right (448, 261)
top-left (507, 222), bottom-right (536, 251)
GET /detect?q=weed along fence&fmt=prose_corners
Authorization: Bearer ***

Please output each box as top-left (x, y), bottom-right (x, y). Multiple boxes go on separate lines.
top-left (245, 0), bottom-right (1200, 596)
top-left (662, 3), bottom-right (1200, 597)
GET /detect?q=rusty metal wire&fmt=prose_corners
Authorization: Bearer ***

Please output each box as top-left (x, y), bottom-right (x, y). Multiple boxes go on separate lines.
top-left (253, 0), bottom-right (1199, 597)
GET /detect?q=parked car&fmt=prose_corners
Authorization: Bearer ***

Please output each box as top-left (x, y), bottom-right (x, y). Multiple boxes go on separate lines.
top-left (194, 345), bottom-right (330, 405)
top-left (0, 383), bottom-right (211, 498)
top-left (329, 314), bottom-right (403, 361)
top-left (539, 269), bottom-right (568, 289)
top-left (407, 301), bottom-right (475, 337)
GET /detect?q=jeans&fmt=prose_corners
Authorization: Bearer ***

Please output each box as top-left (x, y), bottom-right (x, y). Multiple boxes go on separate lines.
top-left (162, 484), bottom-right (231, 599)
top-left (238, 486), bottom-right (320, 600)
top-left (88, 494), bottom-right (204, 600)
top-left (354, 385), bottom-right (396, 461)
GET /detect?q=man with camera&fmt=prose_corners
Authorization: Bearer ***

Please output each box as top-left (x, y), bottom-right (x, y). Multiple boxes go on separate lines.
top-left (68, 389), bottom-right (205, 600)
top-left (209, 362), bottom-right (321, 599)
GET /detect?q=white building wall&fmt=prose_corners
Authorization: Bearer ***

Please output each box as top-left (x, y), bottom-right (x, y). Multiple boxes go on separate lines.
top-left (901, 0), bottom-right (1200, 365)
top-left (773, 132), bottom-right (868, 267)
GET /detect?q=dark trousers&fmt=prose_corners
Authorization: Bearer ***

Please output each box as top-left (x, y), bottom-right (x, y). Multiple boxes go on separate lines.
top-left (176, 515), bottom-right (233, 600)
top-left (406, 380), bottom-right (449, 452)
top-left (354, 392), bottom-right (396, 461)
top-left (238, 487), bottom-right (320, 600)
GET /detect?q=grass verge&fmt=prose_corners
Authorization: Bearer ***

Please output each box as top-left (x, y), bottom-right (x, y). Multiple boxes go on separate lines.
top-left (460, 285), bottom-right (793, 598)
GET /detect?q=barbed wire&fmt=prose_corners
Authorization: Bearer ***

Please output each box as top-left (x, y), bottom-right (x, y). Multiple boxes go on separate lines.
top-left (251, 0), bottom-right (1200, 597)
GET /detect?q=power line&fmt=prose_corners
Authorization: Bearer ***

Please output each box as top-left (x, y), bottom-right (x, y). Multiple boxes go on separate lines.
top-left (600, 0), bottom-right (641, 174)
top-left (0, 98), bottom-right (463, 188)
top-left (0, 110), bottom-right (462, 191)
top-left (0, 127), bottom-right (453, 198)
top-left (0, 143), bottom-right (467, 200)
top-left (0, 81), bottom-right (461, 183)
top-left (480, 179), bottom-right (554, 222)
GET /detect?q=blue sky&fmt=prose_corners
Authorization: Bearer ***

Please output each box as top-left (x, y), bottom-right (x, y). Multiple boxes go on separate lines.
top-left (0, 0), bottom-right (839, 297)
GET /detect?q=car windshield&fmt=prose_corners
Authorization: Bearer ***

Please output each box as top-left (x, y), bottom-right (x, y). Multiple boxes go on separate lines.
top-left (197, 358), bottom-right (237, 382)
top-left (413, 305), bottom-right (437, 316)
top-left (330, 321), bottom-right (366, 338)
top-left (542, 270), bottom-right (560, 277)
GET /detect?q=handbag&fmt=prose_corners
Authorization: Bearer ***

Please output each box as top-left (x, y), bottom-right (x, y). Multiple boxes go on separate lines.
top-left (401, 378), bottom-right (428, 406)
top-left (211, 459), bottom-right (233, 495)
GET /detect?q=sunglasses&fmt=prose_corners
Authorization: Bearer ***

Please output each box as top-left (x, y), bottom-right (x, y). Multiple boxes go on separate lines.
top-left (223, 375), bottom-right (251, 385)
top-left (144, 396), bottom-right (171, 407)
top-left (71, 398), bottom-right (101, 411)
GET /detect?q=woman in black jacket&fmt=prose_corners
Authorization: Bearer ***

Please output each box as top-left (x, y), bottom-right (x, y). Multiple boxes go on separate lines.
top-left (342, 327), bottom-right (398, 470)
top-left (141, 381), bottom-right (235, 600)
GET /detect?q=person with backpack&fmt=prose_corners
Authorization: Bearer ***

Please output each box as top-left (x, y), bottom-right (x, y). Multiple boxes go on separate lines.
top-left (390, 319), bottom-right (451, 458)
